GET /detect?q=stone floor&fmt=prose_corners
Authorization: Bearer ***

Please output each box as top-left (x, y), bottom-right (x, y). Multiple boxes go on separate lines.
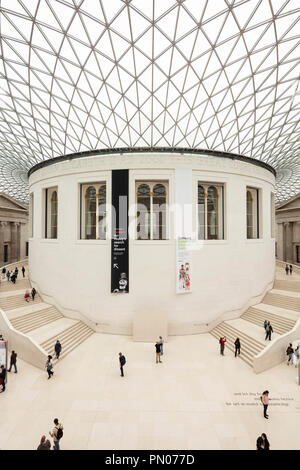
top-left (1, 332), bottom-right (300, 450)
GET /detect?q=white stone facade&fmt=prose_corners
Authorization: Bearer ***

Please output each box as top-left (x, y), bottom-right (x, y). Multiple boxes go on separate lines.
top-left (29, 152), bottom-right (276, 335)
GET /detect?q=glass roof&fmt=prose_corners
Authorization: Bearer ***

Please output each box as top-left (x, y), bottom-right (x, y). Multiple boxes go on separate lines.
top-left (0, 0), bottom-right (299, 203)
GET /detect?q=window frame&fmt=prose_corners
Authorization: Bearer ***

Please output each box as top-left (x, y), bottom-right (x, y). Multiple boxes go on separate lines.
top-left (197, 182), bottom-right (225, 240)
top-left (44, 186), bottom-right (58, 239)
top-left (135, 180), bottom-right (169, 241)
top-left (246, 186), bottom-right (260, 239)
top-left (80, 182), bottom-right (107, 240)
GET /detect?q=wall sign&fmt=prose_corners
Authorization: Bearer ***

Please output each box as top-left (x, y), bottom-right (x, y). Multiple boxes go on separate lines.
top-left (111, 170), bottom-right (129, 293)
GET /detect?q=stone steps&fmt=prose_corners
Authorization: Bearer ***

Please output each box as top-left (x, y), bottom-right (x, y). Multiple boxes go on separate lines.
top-left (210, 321), bottom-right (265, 367)
top-left (0, 293), bottom-right (41, 311)
top-left (0, 278), bottom-right (30, 292)
top-left (10, 306), bottom-right (63, 334)
top-left (40, 321), bottom-right (94, 365)
top-left (241, 307), bottom-right (296, 335)
top-left (274, 280), bottom-right (300, 293)
top-left (263, 292), bottom-right (300, 312)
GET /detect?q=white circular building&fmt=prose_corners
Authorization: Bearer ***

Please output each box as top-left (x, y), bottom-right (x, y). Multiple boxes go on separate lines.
top-left (28, 149), bottom-right (275, 335)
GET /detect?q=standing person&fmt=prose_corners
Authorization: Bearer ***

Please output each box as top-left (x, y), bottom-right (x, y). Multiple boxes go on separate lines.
top-left (0, 364), bottom-right (7, 392)
top-left (49, 418), bottom-right (63, 451)
top-left (265, 322), bottom-right (273, 341)
top-left (286, 343), bottom-right (294, 365)
top-left (260, 390), bottom-right (270, 419)
top-left (119, 352), bottom-right (126, 377)
top-left (263, 320), bottom-right (268, 330)
top-left (14, 267), bottom-right (18, 279)
top-left (24, 289), bottom-right (30, 302)
top-left (155, 342), bottom-right (162, 363)
top-left (45, 355), bottom-right (54, 379)
top-left (158, 336), bottom-right (164, 356)
top-left (289, 264), bottom-right (293, 275)
top-left (21, 266), bottom-right (25, 278)
top-left (285, 264), bottom-right (289, 275)
top-left (31, 287), bottom-right (36, 301)
top-left (7, 350), bottom-right (17, 373)
top-left (37, 435), bottom-right (51, 450)
top-left (6, 270), bottom-right (10, 282)
top-left (261, 433), bottom-right (270, 450)
top-left (294, 345), bottom-right (300, 368)
top-left (2, 267), bottom-right (6, 279)
top-left (219, 336), bottom-right (226, 355)
top-left (234, 338), bottom-right (241, 357)
top-left (256, 436), bottom-right (264, 450)
top-left (54, 340), bottom-right (62, 360)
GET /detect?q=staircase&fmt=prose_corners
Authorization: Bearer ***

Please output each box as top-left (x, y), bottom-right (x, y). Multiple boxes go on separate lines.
top-left (210, 264), bottom-right (300, 369)
top-left (0, 263), bottom-right (94, 365)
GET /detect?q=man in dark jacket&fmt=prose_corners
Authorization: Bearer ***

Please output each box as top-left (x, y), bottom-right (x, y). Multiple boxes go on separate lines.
top-left (54, 340), bottom-right (62, 360)
top-left (8, 350), bottom-right (17, 373)
top-left (0, 365), bottom-right (7, 392)
top-left (119, 352), bottom-right (126, 377)
top-left (265, 322), bottom-right (273, 341)
top-left (234, 338), bottom-right (241, 357)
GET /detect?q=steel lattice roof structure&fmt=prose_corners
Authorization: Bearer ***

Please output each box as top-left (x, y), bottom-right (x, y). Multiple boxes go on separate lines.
top-left (0, 0), bottom-right (299, 203)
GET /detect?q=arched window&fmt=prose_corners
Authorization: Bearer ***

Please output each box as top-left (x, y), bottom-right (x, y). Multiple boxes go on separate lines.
top-left (153, 184), bottom-right (167, 240)
top-left (44, 186), bottom-right (58, 239)
top-left (137, 184), bottom-right (150, 240)
top-left (207, 186), bottom-right (218, 240)
top-left (198, 182), bottom-right (224, 240)
top-left (246, 190), bottom-right (253, 239)
top-left (98, 185), bottom-right (106, 240)
top-left (198, 185), bottom-right (205, 240)
top-left (80, 182), bottom-right (107, 240)
top-left (85, 186), bottom-right (96, 239)
top-left (136, 181), bottom-right (168, 240)
top-left (50, 191), bottom-right (58, 239)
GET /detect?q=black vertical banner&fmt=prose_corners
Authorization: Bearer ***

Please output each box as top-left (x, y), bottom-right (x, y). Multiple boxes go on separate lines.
top-left (111, 169), bottom-right (129, 293)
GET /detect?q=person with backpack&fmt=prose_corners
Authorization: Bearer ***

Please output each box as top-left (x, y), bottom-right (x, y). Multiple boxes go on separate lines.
top-left (260, 390), bottom-right (270, 419)
top-left (155, 342), bottom-right (162, 363)
top-left (286, 343), bottom-right (294, 365)
top-left (49, 418), bottom-right (63, 450)
top-left (45, 355), bottom-right (54, 379)
top-left (54, 340), bottom-right (62, 360)
top-left (119, 352), bottom-right (126, 377)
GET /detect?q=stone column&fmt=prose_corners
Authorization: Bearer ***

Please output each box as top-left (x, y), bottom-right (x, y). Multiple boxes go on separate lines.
top-left (10, 222), bottom-right (18, 263)
top-left (286, 222), bottom-right (294, 263)
top-left (0, 222), bottom-right (4, 266)
top-left (17, 222), bottom-right (21, 260)
top-left (276, 223), bottom-right (284, 261)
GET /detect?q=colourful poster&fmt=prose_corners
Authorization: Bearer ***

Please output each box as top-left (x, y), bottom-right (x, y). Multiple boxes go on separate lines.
top-left (176, 238), bottom-right (192, 294)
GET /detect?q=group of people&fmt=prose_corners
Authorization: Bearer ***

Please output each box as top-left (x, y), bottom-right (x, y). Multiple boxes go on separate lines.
top-left (286, 343), bottom-right (300, 367)
top-left (219, 336), bottom-right (241, 357)
top-left (0, 349), bottom-right (18, 392)
top-left (37, 418), bottom-right (64, 450)
top-left (1, 265), bottom-right (26, 284)
top-left (24, 287), bottom-right (36, 302)
top-left (264, 320), bottom-right (273, 340)
top-left (285, 264), bottom-right (293, 275)
top-left (118, 336), bottom-right (164, 377)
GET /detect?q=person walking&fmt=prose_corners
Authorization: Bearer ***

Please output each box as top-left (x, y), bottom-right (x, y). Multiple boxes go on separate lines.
top-left (14, 267), bottom-right (18, 279)
top-left (289, 264), bottom-right (293, 275)
top-left (46, 355), bottom-right (54, 379)
top-left (294, 345), bottom-right (300, 368)
top-left (261, 433), bottom-right (270, 450)
top-left (10, 273), bottom-right (16, 284)
top-left (158, 336), bottom-right (164, 356)
top-left (234, 338), bottom-right (241, 357)
top-left (6, 270), bottom-right (10, 282)
top-left (155, 342), bottom-right (162, 363)
top-left (265, 322), bottom-right (273, 341)
top-left (285, 264), bottom-right (289, 275)
top-left (49, 418), bottom-right (63, 450)
top-left (54, 340), bottom-right (62, 360)
top-left (31, 287), bottom-right (36, 301)
top-left (219, 336), bottom-right (226, 355)
top-left (263, 320), bottom-right (268, 330)
top-left (37, 435), bottom-right (51, 450)
top-left (24, 289), bottom-right (30, 302)
top-left (0, 364), bottom-right (7, 392)
top-left (21, 266), bottom-right (25, 278)
top-left (260, 390), bottom-right (270, 419)
top-left (8, 350), bottom-right (17, 373)
top-left (2, 267), bottom-right (6, 279)
top-left (119, 352), bottom-right (126, 377)
top-left (286, 343), bottom-right (294, 365)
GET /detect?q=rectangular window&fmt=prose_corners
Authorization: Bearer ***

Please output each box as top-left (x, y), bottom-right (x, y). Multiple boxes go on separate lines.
top-left (270, 192), bottom-right (275, 238)
top-left (29, 192), bottom-right (34, 238)
top-left (44, 187), bottom-right (58, 239)
top-left (4, 245), bottom-right (8, 263)
top-left (246, 187), bottom-right (259, 239)
top-left (197, 183), bottom-right (224, 240)
top-left (136, 181), bottom-right (168, 240)
top-left (80, 183), bottom-right (106, 240)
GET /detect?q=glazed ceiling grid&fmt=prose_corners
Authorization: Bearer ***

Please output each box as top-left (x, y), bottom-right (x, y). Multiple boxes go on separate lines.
top-left (0, 0), bottom-right (299, 203)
